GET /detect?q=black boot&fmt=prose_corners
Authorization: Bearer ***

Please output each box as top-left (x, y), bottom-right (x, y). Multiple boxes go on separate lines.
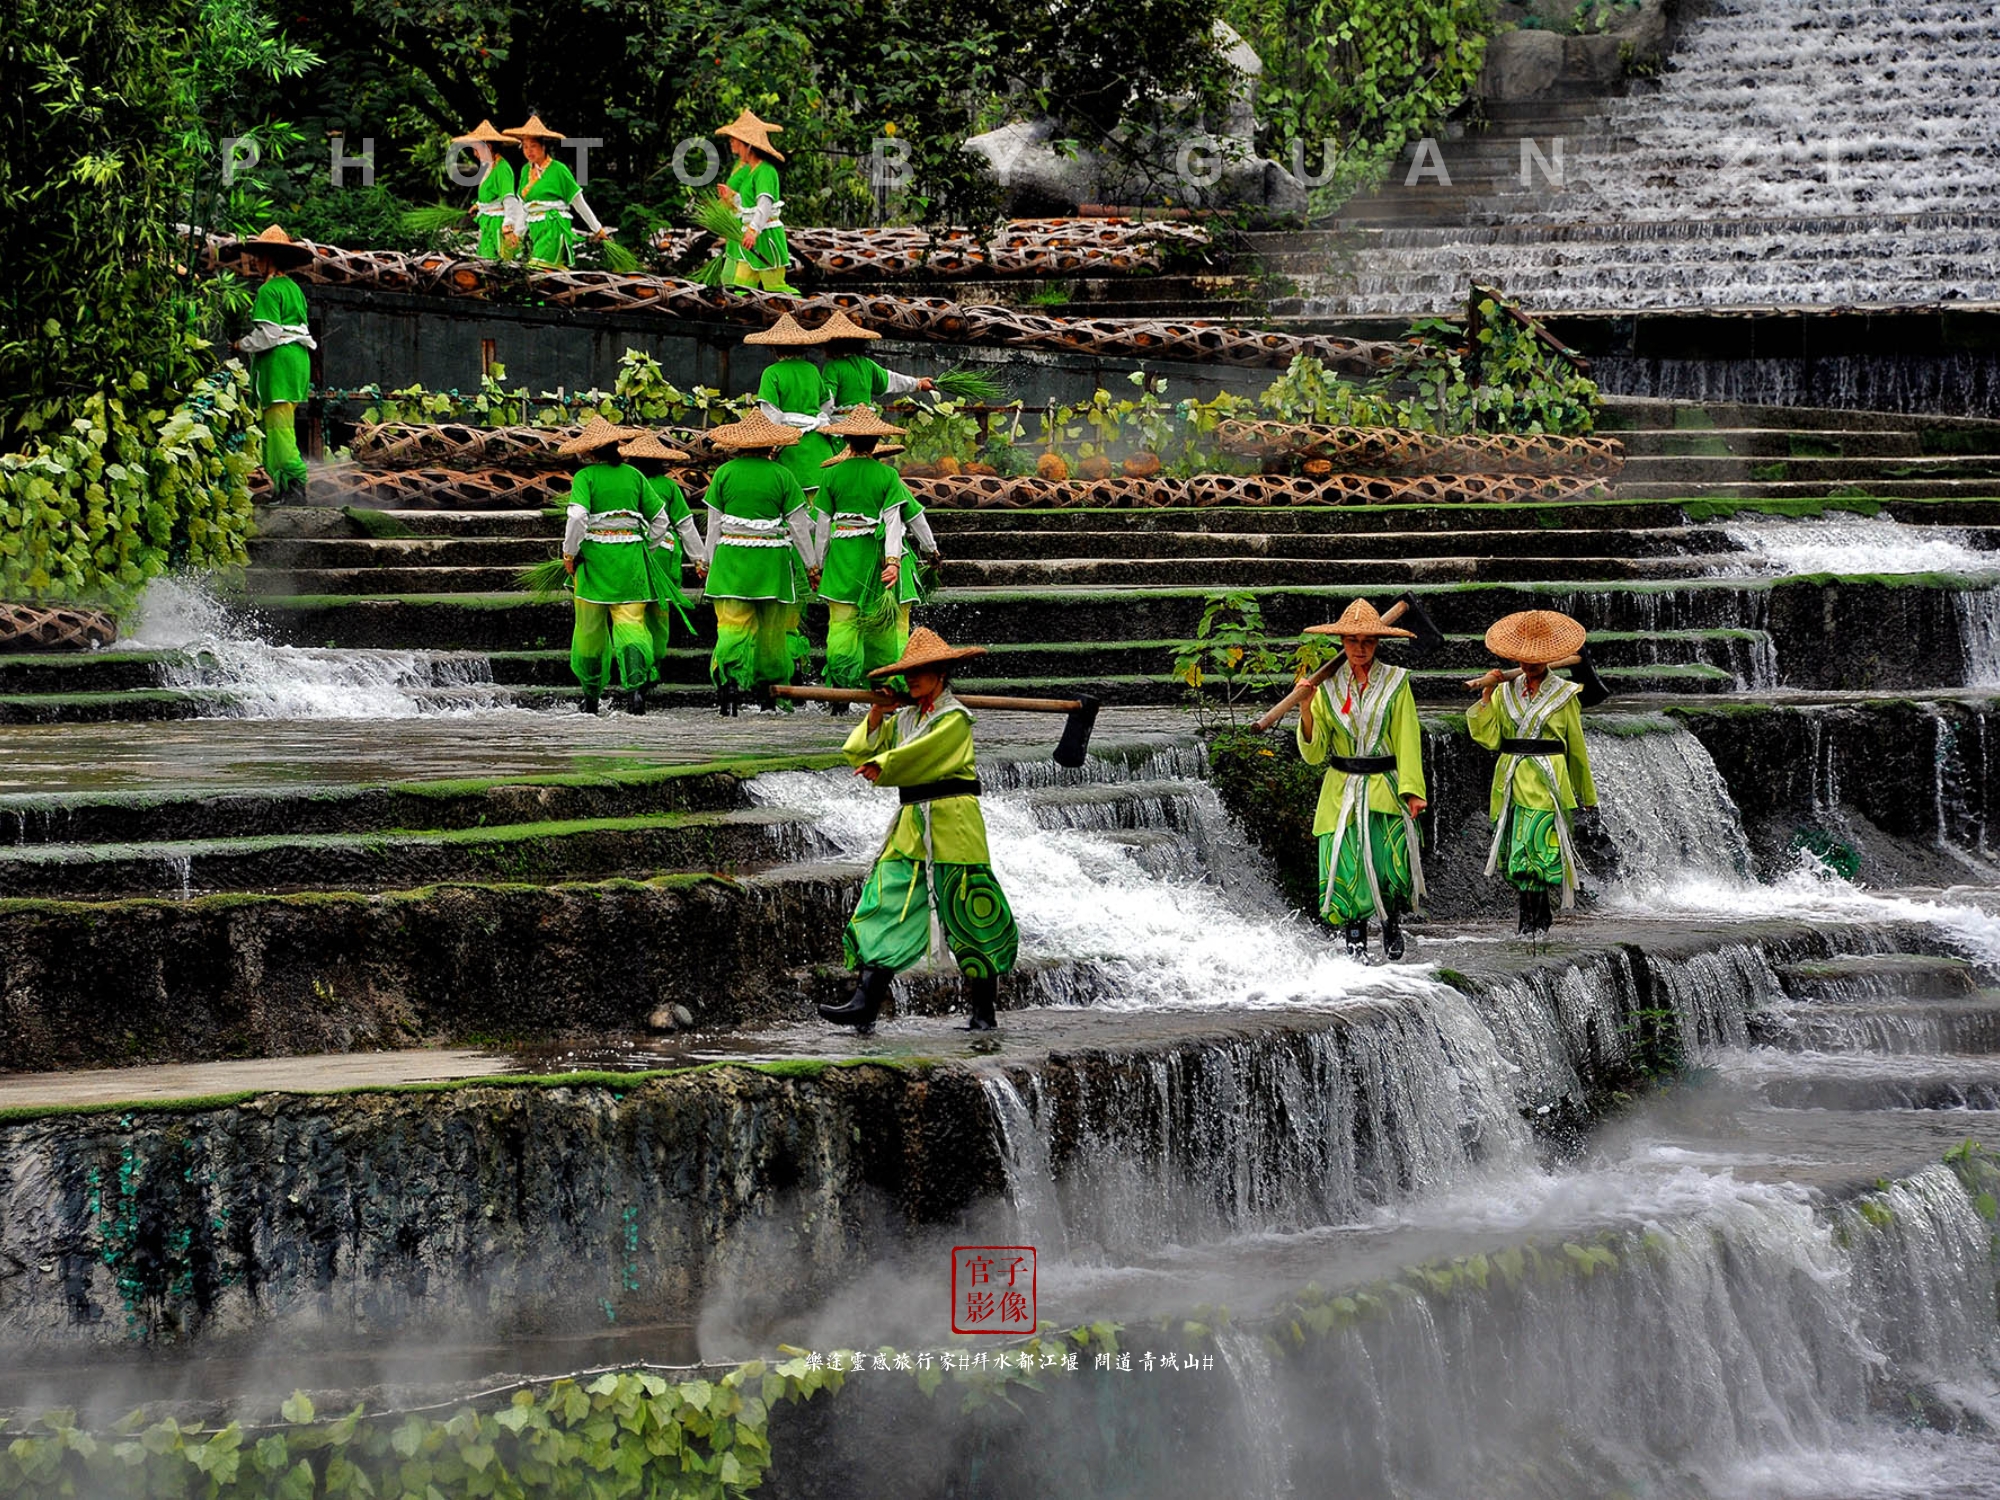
top-left (580, 691), bottom-right (601, 716)
top-left (625, 685), bottom-right (648, 716)
top-left (1342, 919), bottom-right (1369, 961)
top-left (717, 684), bottom-right (737, 717)
top-left (1516, 889), bottom-right (1535, 936)
top-left (1382, 908), bottom-right (1406, 963)
top-left (964, 976), bottom-right (998, 1031)
top-left (1530, 891), bottom-right (1555, 937)
top-left (819, 966), bottom-right (892, 1035)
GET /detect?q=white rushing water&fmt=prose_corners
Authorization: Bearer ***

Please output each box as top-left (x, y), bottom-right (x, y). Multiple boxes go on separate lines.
top-left (121, 576), bottom-right (510, 719)
top-left (1719, 515), bottom-right (2000, 578)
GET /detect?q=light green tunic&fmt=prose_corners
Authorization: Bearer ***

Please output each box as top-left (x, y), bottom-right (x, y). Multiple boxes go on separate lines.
top-left (1297, 664), bottom-right (1428, 830)
top-left (702, 455), bottom-right (810, 602)
top-left (722, 160), bottom-right (789, 278)
top-left (566, 462), bottom-right (660, 604)
top-left (817, 457), bottom-right (914, 605)
top-left (822, 354), bottom-right (894, 409)
top-left (247, 276), bottom-right (311, 405)
top-left (1467, 680), bottom-right (1598, 816)
top-left (844, 700), bottom-right (990, 863)
top-left (475, 158), bottom-right (517, 259)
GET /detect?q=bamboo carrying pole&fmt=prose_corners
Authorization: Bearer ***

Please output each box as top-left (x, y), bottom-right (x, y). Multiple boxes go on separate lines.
top-left (1462, 654), bottom-right (1584, 690)
top-left (1249, 599), bottom-right (1419, 733)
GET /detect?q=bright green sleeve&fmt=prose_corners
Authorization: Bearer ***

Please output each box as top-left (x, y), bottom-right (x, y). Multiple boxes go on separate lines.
top-left (1467, 694), bottom-right (1506, 749)
top-left (842, 714), bottom-right (896, 766)
top-left (866, 711), bottom-right (973, 787)
top-left (1558, 699), bottom-right (1597, 808)
top-left (1297, 683), bottom-right (1333, 766)
top-left (1390, 680), bottom-right (1426, 801)
top-left (480, 160), bottom-right (515, 203)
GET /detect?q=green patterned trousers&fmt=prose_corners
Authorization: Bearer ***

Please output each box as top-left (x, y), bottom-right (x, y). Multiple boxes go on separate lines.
top-left (824, 599), bottom-right (912, 690)
top-left (1316, 812), bottom-right (1414, 925)
top-left (843, 857), bottom-right (1019, 978)
top-left (709, 598), bottom-right (804, 692)
top-left (260, 402), bottom-right (308, 491)
top-left (571, 600), bottom-right (665, 693)
top-left (1498, 807), bottom-right (1567, 892)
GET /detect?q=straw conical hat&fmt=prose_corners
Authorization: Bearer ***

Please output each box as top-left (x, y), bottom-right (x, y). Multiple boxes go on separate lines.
top-left (233, 224), bottom-right (313, 266)
top-left (869, 626), bottom-right (986, 680)
top-left (557, 415), bottom-right (640, 457)
top-left (1485, 609), bottom-right (1586, 666)
top-left (503, 114), bottom-right (564, 142)
top-left (815, 309), bottom-right (880, 342)
top-left (618, 430), bottom-right (692, 462)
top-left (706, 409), bottom-right (802, 449)
top-left (743, 312), bottom-right (832, 347)
top-left (451, 119), bottom-right (513, 145)
top-left (715, 109), bottom-right (785, 163)
top-left (822, 405), bottom-right (907, 439)
top-left (1304, 598), bottom-right (1416, 640)
top-left (821, 443), bottom-right (906, 467)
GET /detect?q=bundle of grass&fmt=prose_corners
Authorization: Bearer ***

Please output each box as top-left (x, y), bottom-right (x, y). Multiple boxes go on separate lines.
top-left (933, 366), bottom-right (1012, 405)
top-left (516, 556), bottom-right (572, 599)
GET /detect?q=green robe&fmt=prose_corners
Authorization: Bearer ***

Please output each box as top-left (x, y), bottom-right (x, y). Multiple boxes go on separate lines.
top-left (821, 353), bottom-right (921, 410)
top-left (816, 457), bottom-right (914, 605)
top-left (1468, 674), bottom-right (1599, 902)
top-left (701, 456), bottom-right (812, 602)
top-left (756, 358), bottom-right (837, 500)
top-left (721, 160), bottom-right (789, 286)
top-left (475, 158), bottom-right (517, 259)
top-left (517, 159), bottom-right (587, 265)
top-left (1297, 662), bottom-right (1427, 923)
top-left (565, 462), bottom-right (661, 605)
top-left (841, 694), bottom-right (1018, 978)
top-left (246, 275), bottom-right (312, 406)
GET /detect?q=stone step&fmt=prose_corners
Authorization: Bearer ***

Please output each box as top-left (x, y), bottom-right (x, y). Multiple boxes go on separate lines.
top-left (1774, 954), bottom-right (1981, 1002)
top-left (368, 509), bottom-right (554, 537)
top-left (1594, 400), bottom-right (2000, 437)
top-left (1749, 999), bottom-right (2000, 1056)
top-left (1738, 1055), bottom-right (2000, 1113)
top-left (1615, 479), bottom-right (2000, 501)
top-left (906, 555), bottom-right (1767, 588)
top-left (0, 807), bottom-right (822, 900)
top-left (0, 759), bottom-right (769, 846)
top-left (1617, 456), bottom-right (2000, 485)
top-left (1615, 429), bottom-right (1927, 459)
top-left (897, 526), bottom-right (1748, 563)
top-left (252, 536), bottom-right (559, 570)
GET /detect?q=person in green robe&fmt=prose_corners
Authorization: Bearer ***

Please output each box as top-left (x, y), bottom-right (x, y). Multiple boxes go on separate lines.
top-left (559, 416), bottom-right (678, 713)
top-left (715, 109), bottom-right (797, 296)
top-left (230, 224), bottom-right (317, 503)
top-left (503, 115), bottom-right (608, 267)
top-left (1467, 609), bottom-right (1602, 938)
top-left (745, 313), bottom-right (838, 505)
top-left (695, 409), bottom-right (821, 713)
top-left (815, 407), bottom-right (927, 689)
top-left (812, 310), bottom-right (935, 409)
top-left (451, 119), bottom-right (518, 259)
top-left (617, 427), bottom-right (706, 700)
top-left (1295, 599), bottom-right (1428, 963)
top-left (819, 628), bottom-right (1018, 1035)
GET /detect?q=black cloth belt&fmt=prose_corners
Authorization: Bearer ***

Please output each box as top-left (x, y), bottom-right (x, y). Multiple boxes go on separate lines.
top-left (1329, 753), bottom-right (1398, 775)
top-left (899, 777), bottom-right (982, 805)
top-left (1501, 738), bottom-right (1565, 755)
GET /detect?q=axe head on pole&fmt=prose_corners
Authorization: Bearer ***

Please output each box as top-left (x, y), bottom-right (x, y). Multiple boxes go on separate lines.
top-left (1052, 696), bottom-right (1100, 769)
top-left (1567, 646), bottom-right (1612, 708)
top-left (1389, 590), bottom-right (1448, 658)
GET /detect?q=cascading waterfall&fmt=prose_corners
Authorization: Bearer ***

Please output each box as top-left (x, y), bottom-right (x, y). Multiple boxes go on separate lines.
top-left (1953, 588), bottom-right (2000, 688)
top-left (122, 575), bottom-right (509, 718)
top-left (1308, 0), bottom-right (2000, 314)
top-left (1585, 724), bottom-right (1758, 893)
top-left (1719, 515), bottom-right (2000, 579)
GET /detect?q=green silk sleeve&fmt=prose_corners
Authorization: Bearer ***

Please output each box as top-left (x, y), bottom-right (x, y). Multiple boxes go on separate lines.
top-left (1297, 683), bottom-right (1333, 765)
top-left (1467, 694), bottom-right (1506, 748)
top-left (1558, 699), bottom-right (1598, 808)
top-left (842, 714), bottom-right (897, 766)
top-left (866, 711), bottom-right (973, 787)
top-left (1390, 680), bottom-right (1426, 801)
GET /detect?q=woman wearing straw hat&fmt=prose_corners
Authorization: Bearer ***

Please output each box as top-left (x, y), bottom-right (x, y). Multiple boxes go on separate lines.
top-left (452, 119), bottom-right (518, 259)
top-left (747, 313), bottom-right (838, 510)
top-left (558, 416), bottom-right (681, 713)
top-left (502, 115), bottom-right (608, 266)
top-left (715, 109), bottom-right (796, 296)
top-left (820, 627), bottom-right (1018, 1034)
top-left (814, 310), bottom-right (935, 410)
top-left (1467, 609), bottom-right (1601, 937)
top-left (815, 406), bottom-right (929, 688)
top-left (1296, 599), bottom-right (1428, 962)
top-left (696, 409), bottom-right (821, 712)
top-left (621, 427), bottom-right (706, 684)
top-left (229, 225), bottom-right (318, 503)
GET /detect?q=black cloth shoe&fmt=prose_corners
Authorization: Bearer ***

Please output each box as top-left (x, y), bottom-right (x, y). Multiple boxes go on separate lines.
top-left (580, 692), bottom-right (601, 716)
top-left (964, 976), bottom-right (998, 1031)
top-left (1342, 919), bottom-right (1369, 960)
top-left (1382, 910), bottom-right (1405, 962)
top-left (1521, 890), bottom-right (1555, 936)
top-left (1516, 889), bottom-right (1535, 936)
top-left (819, 966), bottom-right (892, 1034)
top-left (625, 686), bottom-right (648, 716)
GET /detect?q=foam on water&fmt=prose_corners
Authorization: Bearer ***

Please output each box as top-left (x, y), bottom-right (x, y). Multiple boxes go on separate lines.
top-left (122, 576), bottom-right (511, 719)
top-left (1587, 725), bottom-right (1759, 893)
top-left (1719, 516), bottom-right (2000, 578)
